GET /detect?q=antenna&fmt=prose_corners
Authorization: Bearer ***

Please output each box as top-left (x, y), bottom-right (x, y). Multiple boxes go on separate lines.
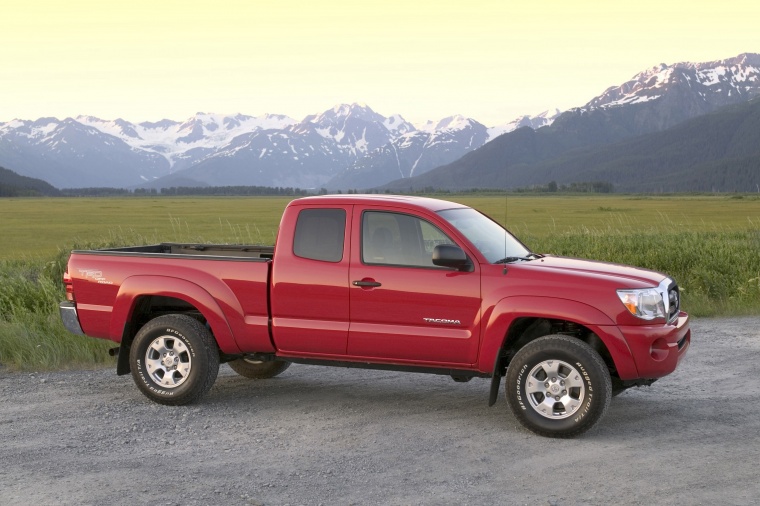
top-left (503, 162), bottom-right (508, 275)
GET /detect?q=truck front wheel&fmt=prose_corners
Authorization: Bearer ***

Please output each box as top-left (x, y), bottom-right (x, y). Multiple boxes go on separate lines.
top-left (505, 335), bottom-right (612, 438)
top-left (228, 358), bottom-right (291, 379)
top-left (129, 314), bottom-right (220, 405)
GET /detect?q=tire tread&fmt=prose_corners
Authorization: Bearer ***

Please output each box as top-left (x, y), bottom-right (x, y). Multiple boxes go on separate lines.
top-left (505, 334), bottom-right (612, 438)
top-left (130, 314), bottom-right (220, 406)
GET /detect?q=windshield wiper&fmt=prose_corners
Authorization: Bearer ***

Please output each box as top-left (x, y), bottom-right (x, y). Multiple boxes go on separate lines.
top-left (494, 253), bottom-right (543, 264)
top-left (494, 256), bottom-right (532, 264)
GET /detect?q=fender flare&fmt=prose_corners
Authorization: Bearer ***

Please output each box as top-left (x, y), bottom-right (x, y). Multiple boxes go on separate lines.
top-left (109, 275), bottom-right (240, 355)
top-left (478, 296), bottom-right (635, 377)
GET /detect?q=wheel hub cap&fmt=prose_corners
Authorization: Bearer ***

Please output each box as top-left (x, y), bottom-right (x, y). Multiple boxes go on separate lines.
top-left (525, 359), bottom-right (585, 420)
top-left (144, 336), bottom-right (192, 389)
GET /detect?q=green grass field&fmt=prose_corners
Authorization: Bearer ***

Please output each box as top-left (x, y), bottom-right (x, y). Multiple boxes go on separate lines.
top-left (0, 196), bottom-right (291, 259)
top-left (1, 193), bottom-right (759, 371)
top-left (2, 194), bottom-right (759, 258)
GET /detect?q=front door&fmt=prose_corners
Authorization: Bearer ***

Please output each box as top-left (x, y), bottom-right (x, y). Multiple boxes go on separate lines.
top-left (348, 209), bottom-right (482, 365)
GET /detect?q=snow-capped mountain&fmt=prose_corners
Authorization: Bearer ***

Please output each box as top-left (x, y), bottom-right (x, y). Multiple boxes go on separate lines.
top-left (380, 52), bottom-right (760, 193)
top-left (3, 53), bottom-right (758, 191)
top-left (586, 53), bottom-right (759, 110)
top-left (574, 53), bottom-right (760, 135)
top-left (0, 103), bottom-right (555, 189)
top-left (0, 117), bottom-right (169, 188)
top-left (486, 109), bottom-right (562, 141)
top-left (325, 110), bottom-right (566, 190)
top-left (162, 103), bottom-right (419, 188)
top-left (297, 103), bottom-right (415, 155)
top-left (76, 112), bottom-right (297, 172)
top-left (325, 115), bottom-right (490, 190)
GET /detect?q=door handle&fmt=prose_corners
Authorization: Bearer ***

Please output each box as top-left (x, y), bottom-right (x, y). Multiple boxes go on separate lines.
top-left (352, 280), bottom-right (382, 288)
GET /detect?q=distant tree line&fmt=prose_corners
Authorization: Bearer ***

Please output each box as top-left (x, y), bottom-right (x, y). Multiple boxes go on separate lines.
top-left (58, 186), bottom-right (311, 197)
top-left (0, 183), bottom-right (44, 197)
top-left (391, 181), bottom-right (615, 195)
top-left (157, 186), bottom-right (309, 196)
top-left (513, 181), bottom-right (614, 194)
top-left (316, 188), bottom-right (393, 195)
top-left (60, 187), bottom-right (132, 196)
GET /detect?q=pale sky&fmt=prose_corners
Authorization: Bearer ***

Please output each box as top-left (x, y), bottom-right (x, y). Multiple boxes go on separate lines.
top-left (1, 0), bottom-right (758, 127)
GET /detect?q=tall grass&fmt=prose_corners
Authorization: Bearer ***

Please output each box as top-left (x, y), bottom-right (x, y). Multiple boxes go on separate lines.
top-left (522, 227), bottom-right (760, 317)
top-left (0, 251), bottom-right (114, 371)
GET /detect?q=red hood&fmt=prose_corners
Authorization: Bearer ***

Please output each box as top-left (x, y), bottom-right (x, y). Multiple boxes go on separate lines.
top-left (519, 255), bottom-right (667, 288)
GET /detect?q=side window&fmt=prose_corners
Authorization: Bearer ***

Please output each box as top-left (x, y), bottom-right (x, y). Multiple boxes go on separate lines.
top-left (419, 220), bottom-right (454, 254)
top-left (293, 209), bottom-right (346, 262)
top-left (362, 211), bottom-right (455, 267)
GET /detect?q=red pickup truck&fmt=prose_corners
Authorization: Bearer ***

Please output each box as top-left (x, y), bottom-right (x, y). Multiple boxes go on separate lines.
top-left (59, 195), bottom-right (690, 437)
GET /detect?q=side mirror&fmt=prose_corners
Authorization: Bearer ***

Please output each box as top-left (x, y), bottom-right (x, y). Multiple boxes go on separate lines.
top-left (432, 244), bottom-right (471, 271)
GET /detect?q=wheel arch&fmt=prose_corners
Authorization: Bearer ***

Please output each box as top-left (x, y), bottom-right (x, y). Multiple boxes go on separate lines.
top-left (480, 296), bottom-right (635, 380)
top-left (499, 317), bottom-right (617, 376)
top-left (112, 276), bottom-right (239, 375)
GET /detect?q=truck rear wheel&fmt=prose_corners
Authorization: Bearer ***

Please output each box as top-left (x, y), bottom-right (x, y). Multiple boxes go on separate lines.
top-left (228, 358), bottom-right (291, 379)
top-left (129, 314), bottom-right (220, 405)
top-left (505, 335), bottom-right (611, 438)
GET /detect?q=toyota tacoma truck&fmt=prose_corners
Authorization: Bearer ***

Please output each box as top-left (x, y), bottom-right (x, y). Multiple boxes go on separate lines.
top-left (59, 195), bottom-right (690, 437)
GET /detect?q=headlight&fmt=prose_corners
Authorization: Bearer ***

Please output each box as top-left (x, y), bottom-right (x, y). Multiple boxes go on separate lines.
top-left (617, 288), bottom-right (667, 320)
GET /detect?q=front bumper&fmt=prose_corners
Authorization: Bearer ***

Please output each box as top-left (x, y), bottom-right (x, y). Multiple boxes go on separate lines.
top-left (59, 302), bottom-right (85, 335)
top-left (617, 311), bottom-right (691, 380)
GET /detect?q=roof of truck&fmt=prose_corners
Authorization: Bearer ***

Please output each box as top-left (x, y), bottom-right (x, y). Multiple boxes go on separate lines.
top-left (288, 194), bottom-right (468, 212)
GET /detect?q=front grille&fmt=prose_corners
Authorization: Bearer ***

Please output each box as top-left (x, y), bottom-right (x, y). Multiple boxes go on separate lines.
top-left (667, 283), bottom-right (680, 323)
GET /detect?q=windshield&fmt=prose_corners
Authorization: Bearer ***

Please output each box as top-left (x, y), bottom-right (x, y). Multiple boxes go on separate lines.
top-left (437, 207), bottom-right (531, 264)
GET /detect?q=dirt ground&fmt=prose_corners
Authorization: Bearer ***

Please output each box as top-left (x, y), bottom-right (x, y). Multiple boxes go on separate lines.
top-left (1, 317), bottom-right (758, 505)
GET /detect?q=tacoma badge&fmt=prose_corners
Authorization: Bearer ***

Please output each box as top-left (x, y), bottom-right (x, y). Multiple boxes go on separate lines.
top-left (423, 318), bottom-right (461, 325)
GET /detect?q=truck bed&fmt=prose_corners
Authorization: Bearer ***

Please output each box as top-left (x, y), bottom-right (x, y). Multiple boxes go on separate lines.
top-left (65, 242), bottom-right (275, 352)
top-left (73, 243), bottom-right (275, 260)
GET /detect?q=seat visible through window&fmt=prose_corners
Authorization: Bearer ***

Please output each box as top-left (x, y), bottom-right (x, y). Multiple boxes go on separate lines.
top-left (367, 226), bottom-right (393, 262)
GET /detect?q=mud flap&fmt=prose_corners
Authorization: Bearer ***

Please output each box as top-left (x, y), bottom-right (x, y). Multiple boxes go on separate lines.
top-left (116, 322), bottom-right (134, 376)
top-left (488, 371), bottom-right (501, 406)
top-left (116, 338), bottom-right (131, 375)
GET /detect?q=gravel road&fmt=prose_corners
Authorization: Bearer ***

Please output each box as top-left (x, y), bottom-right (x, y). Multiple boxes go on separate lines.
top-left (1, 317), bottom-right (758, 506)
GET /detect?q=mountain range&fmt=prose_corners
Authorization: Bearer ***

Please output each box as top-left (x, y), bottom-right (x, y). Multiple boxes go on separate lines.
top-left (1, 52), bottom-right (758, 192)
top-left (382, 53), bottom-right (760, 192)
top-left (0, 103), bottom-right (557, 190)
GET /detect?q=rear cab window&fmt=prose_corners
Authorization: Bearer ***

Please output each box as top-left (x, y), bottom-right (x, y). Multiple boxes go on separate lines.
top-left (293, 208), bottom-right (346, 262)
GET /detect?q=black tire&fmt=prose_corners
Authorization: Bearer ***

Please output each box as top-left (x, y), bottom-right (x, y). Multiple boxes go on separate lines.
top-left (228, 358), bottom-right (291, 379)
top-left (129, 314), bottom-right (220, 406)
top-left (505, 335), bottom-right (612, 438)
top-left (450, 375), bottom-right (472, 383)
